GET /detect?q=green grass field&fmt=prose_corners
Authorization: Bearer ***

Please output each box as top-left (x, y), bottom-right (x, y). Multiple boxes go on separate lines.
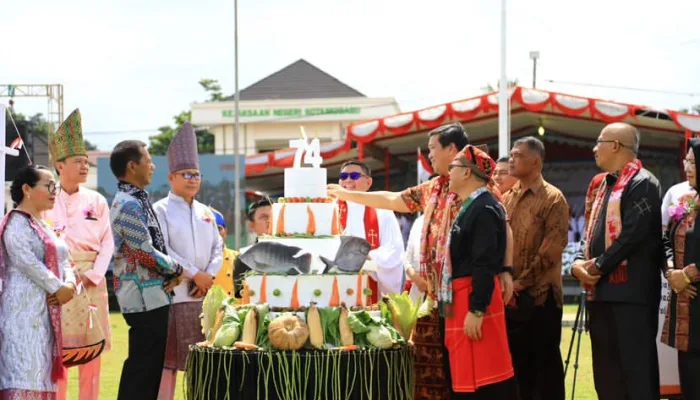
top-left (67, 311), bottom-right (596, 399)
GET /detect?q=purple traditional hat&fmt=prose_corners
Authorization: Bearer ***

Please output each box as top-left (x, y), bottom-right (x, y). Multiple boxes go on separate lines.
top-left (168, 122), bottom-right (199, 172)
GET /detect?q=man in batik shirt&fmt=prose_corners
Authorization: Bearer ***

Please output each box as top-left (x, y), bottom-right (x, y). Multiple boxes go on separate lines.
top-left (110, 140), bottom-right (184, 400)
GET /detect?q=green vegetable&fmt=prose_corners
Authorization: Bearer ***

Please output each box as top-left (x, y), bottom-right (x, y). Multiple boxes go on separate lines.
top-left (366, 325), bottom-right (394, 349)
top-left (313, 289), bottom-right (322, 297)
top-left (213, 322), bottom-right (240, 347)
top-left (383, 292), bottom-right (435, 340)
top-left (347, 311), bottom-right (372, 334)
top-left (201, 286), bottom-right (228, 341)
top-left (255, 303), bottom-right (270, 346)
top-left (272, 289), bottom-right (281, 297)
top-left (318, 307), bottom-right (341, 347)
top-left (363, 287), bottom-right (373, 296)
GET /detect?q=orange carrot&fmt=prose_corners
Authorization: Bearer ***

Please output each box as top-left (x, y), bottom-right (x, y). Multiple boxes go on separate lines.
top-left (306, 205), bottom-right (316, 235)
top-left (290, 279), bottom-right (300, 309)
top-left (331, 210), bottom-right (340, 235)
top-left (242, 280), bottom-right (250, 304)
top-left (329, 276), bottom-right (340, 307)
top-left (233, 341), bottom-right (259, 350)
top-left (276, 205), bottom-right (286, 234)
top-left (259, 274), bottom-right (267, 303)
top-left (331, 345), bottom-right (359, 352)
top-left (356, 271), bottom-right (363, 306)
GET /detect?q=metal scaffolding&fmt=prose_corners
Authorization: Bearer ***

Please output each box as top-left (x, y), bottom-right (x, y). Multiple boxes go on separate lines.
top-left (0, 84), bottom-right (64, 133)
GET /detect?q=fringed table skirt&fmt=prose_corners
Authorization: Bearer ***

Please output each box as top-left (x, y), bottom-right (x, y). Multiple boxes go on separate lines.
top-left (185, 345), bottom-right (415, 400)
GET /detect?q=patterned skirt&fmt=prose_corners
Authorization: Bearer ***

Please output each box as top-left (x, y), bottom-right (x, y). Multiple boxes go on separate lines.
top-left (413, 309), bottom-right (451, 400)
top-left (164, 302), bottom-right (205, 371)
top-left (0, 390), bottom-right (55, 400)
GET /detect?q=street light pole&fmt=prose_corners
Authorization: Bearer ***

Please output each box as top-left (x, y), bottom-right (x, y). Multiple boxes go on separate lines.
top-left (233, 0), bottom-right (242, 249)
top-left (498, 0), bottom-right (509, 158)
top-left (529, 50), bottom-right (540, 89)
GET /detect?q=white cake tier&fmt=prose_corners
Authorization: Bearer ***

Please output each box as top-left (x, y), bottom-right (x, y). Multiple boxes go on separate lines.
top-left (284, 167), bottom-right (327, 199)
top-left (245, 274), bottom-right (371, 308)
top-left (271, 202), bottom-right (339, 236)
top-left (257, 237), bottom-right (341, 265)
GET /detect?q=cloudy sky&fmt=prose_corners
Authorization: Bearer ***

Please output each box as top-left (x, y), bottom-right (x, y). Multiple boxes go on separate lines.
top-left (3, 0), bottom-right (699, 150)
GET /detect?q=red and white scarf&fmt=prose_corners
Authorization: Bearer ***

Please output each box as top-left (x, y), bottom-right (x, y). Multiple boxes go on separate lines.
top-left (584, 159), bottom-right (642, 286)
top-left (0, 210), bottom-right (65, 382)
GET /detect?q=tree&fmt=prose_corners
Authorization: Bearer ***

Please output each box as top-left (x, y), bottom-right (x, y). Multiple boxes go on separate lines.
top-left (148, 79), bottom-right (221, 155)
top-left (481, 78), bottom-right (520, 93)
top-left (679, 104), bottom-right (700, 114)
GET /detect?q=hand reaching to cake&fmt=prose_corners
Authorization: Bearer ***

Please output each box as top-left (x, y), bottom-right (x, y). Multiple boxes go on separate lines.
top-left (326, 184), bottom-right (347, 199)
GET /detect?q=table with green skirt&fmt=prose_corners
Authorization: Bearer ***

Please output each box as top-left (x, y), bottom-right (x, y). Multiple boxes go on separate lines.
top-left (185, 345), bottom-right (415, 400)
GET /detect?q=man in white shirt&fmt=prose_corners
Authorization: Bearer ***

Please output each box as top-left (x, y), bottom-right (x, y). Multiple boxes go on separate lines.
top-left (337, 160), bottom-right (405, 298)
top-left (153, 123), bottom-right (223, 400)
top-left (661, 180), bottom-right (694, 229)
top-left (403, 214), bottom-right (424, 301)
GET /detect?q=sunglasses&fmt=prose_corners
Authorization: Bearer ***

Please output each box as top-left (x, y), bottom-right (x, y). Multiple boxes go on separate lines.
top-left (176, 172), bottom-right (202, 181)
top-left (339, 172), bottom-right (368, 180)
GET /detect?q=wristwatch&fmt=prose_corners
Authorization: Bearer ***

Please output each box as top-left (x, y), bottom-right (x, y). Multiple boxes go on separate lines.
top-left (471, 310), bottom-right (485, 317)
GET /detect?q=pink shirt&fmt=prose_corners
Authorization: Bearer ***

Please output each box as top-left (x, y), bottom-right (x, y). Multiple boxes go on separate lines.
top-left (43, 186), bottom-right (114, 285)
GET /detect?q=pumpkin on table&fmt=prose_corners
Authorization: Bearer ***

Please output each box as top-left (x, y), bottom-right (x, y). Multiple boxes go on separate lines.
top-left (268, 314), bottom-right (310, 351)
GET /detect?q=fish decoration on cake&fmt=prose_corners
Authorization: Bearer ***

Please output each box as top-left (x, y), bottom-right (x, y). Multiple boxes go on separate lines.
top-left (235, 236), bottom-right (372, 277)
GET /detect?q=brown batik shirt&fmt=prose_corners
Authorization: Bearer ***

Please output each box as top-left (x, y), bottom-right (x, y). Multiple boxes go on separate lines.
top-left (503, 176), bottom-right (569, 306)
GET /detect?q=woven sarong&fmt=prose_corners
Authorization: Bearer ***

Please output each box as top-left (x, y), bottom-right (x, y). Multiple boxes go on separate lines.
top-left (164, 302), bottom-right (205, 371)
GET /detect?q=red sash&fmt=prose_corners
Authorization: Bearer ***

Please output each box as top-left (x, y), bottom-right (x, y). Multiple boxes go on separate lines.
top-left (338, 201), bottom-right (380, 304)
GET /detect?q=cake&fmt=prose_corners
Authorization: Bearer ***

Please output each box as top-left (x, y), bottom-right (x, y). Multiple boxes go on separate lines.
top-left (238, 135), bottom-right (373, 308)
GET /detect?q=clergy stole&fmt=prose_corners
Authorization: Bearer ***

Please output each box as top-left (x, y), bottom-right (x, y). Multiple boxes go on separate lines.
top-left (338, 200), bottom-right (380, 304)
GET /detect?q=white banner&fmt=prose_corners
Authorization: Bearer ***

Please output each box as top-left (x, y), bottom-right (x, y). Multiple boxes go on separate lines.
top-left (657, 273), bottom-right (681, 396)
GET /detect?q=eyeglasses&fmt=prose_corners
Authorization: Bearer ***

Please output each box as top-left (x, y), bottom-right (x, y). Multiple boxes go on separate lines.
top-left (177, 172), bottom-right (202, 181)
top-left (339, 172), bottom-right (368, 180)
top-left (684, 159), bottom-right (696, 169)
top-left (41, 182), bottom-right (60, 195)
top-left (596, 139), bottom-right (628, 149)
top-left (448, 164), bottom-right (468, 171)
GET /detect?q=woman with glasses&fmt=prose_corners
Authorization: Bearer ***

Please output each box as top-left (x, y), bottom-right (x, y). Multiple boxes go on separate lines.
top-left (0, 165), bottom-right (77, 399)
top-left (661, 138), bottom-right (700, 399)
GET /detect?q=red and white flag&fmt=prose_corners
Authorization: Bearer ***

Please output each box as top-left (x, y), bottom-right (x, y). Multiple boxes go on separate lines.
top-left (417, 147), bottom-right (433, 183)
top-left (9, 137), bottom-right (23, 150)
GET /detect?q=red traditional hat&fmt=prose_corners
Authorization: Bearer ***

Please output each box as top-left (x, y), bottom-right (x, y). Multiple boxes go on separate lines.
top-left (454, 144), bottom-right (496, 181)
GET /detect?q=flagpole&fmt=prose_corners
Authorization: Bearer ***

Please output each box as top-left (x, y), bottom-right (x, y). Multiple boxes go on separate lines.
top-left (417, 147), bottom-right (420, 185)
top-left (498, 0), bottom-right (510, 158)
top-left (233, 0), bottom-right (242, 249)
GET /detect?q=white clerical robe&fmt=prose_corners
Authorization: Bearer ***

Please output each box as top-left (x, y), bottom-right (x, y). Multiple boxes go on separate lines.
top-left (153, 192), bottom-right (223, 303)
top-left (343, 201), bottom-right (404, 295)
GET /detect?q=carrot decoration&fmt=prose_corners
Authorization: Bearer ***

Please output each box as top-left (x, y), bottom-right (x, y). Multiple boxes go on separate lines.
top-left (276, 205), bottom-right (286, 234)
top-left (290, 279), bottom-right (300, 309)
top-left (356, 271), bottom-right (364, 306)
top-left (233, 341), bottom-right (259, 351)
top-left (242, 280), bottom-right (251, 304)
top-left (329, 276), bottom-right (340, 307)
top-left (331, 210), bottom-right (340, 235)
top-left (306, 205), bottom-right (316, 235)
top-left (259, 274), bottom-right (268, 303)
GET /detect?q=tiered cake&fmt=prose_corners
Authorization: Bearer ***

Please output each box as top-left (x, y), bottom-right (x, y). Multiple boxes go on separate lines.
top-left (240, 135), bottom-right (373, 308)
